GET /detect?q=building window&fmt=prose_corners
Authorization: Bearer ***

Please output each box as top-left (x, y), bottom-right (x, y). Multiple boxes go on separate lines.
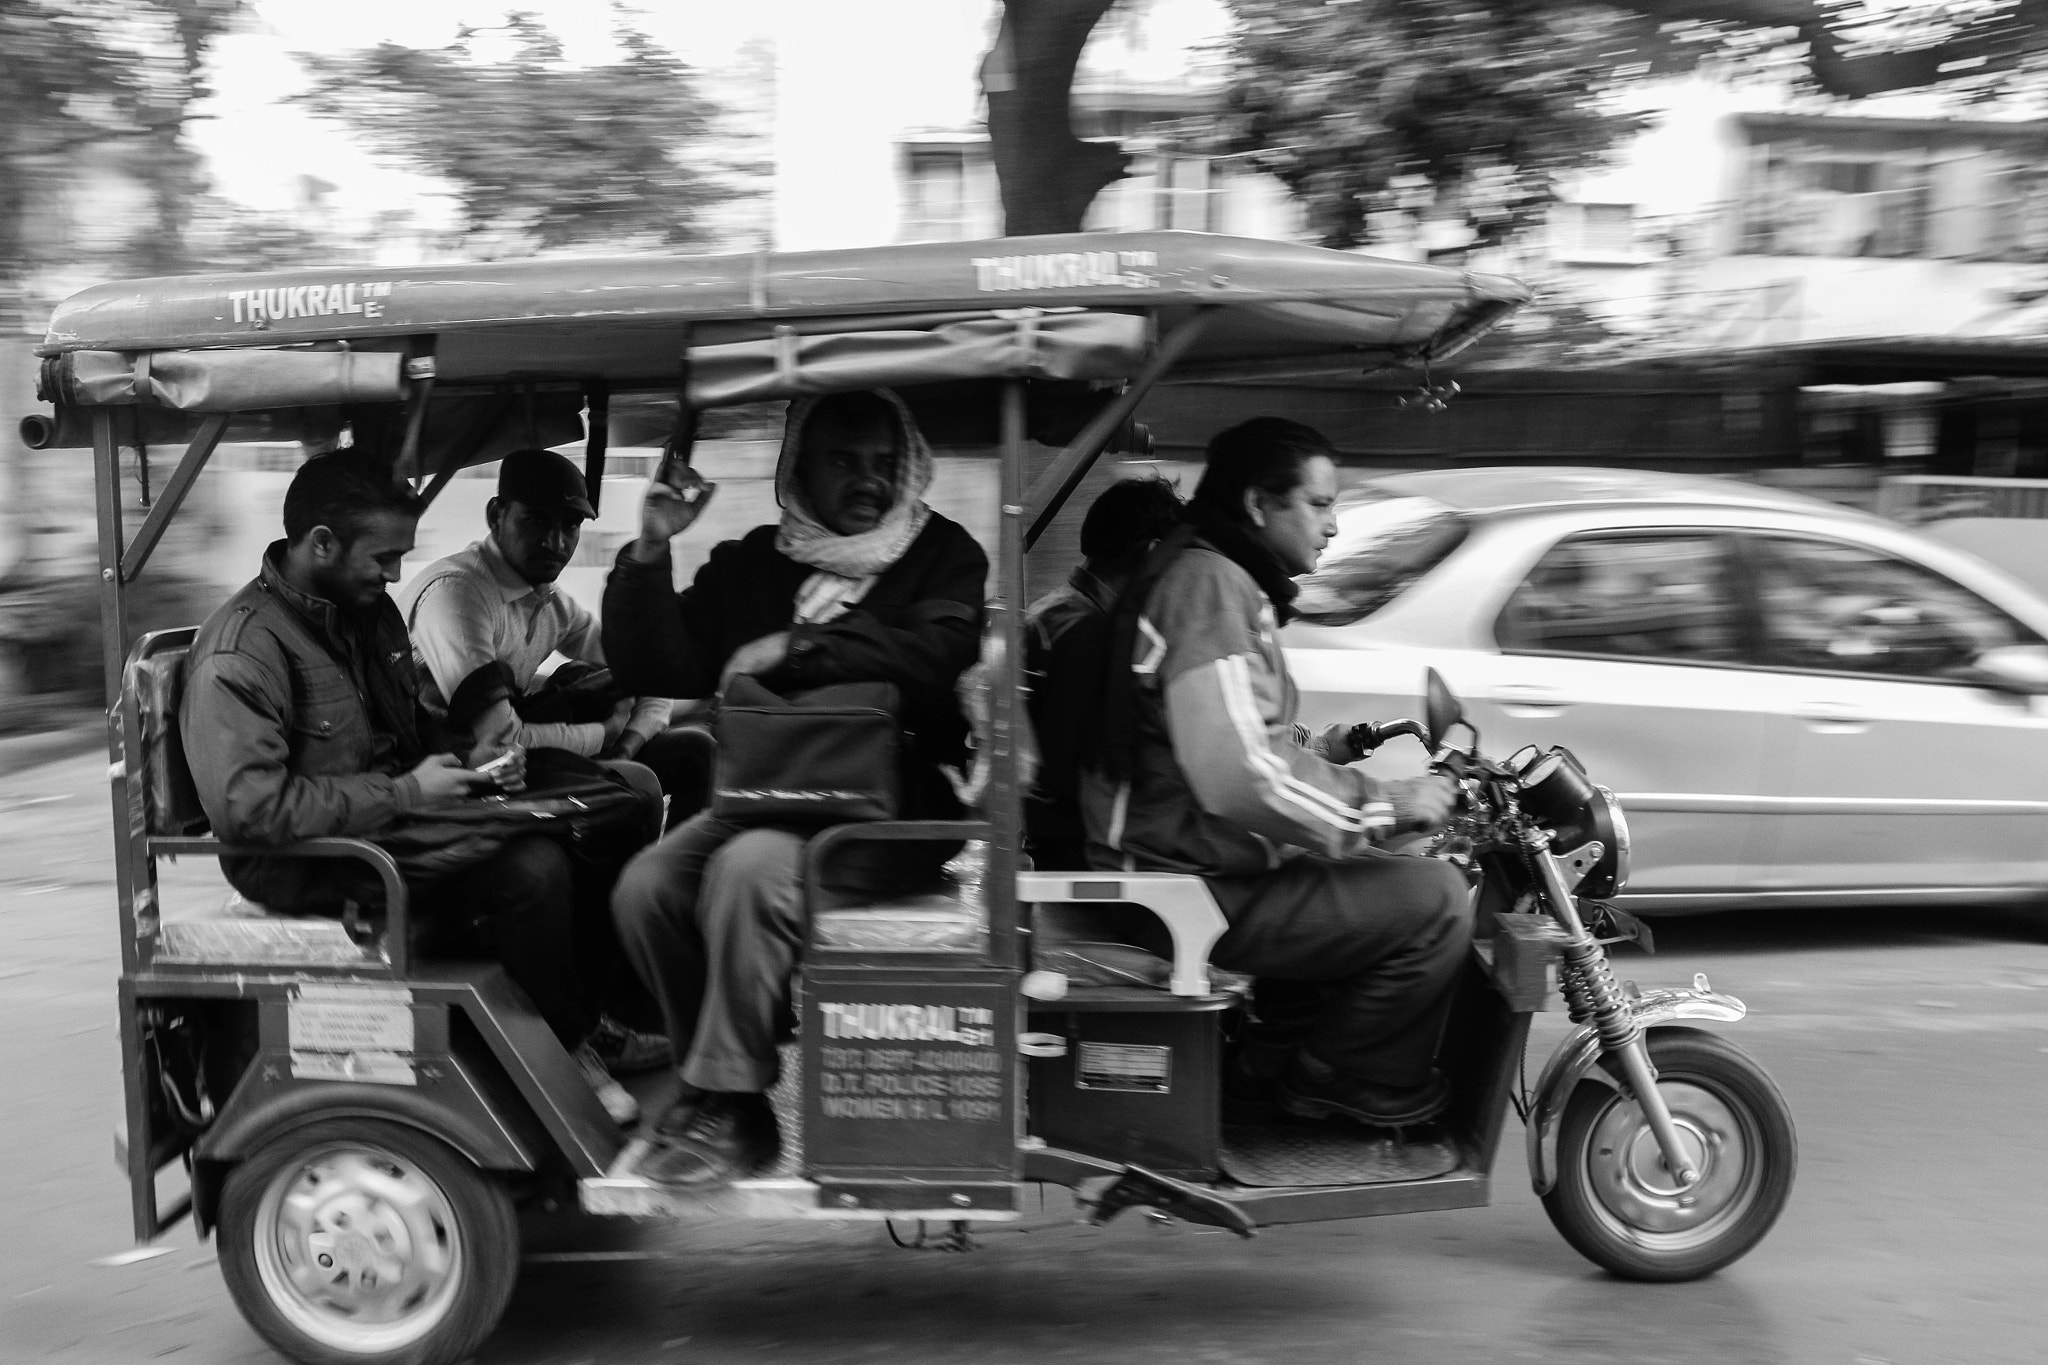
top-left (1740, 141), bottom-right (1932, 258)
top-left (1735, 122), bottom-right (2048, 261)
top-left (901, 143), bottom-right (980, 243)
top-left (1553, 202), bottom-right (1640, 260)
top-left (1157, 154), bottom-right (1216, 232)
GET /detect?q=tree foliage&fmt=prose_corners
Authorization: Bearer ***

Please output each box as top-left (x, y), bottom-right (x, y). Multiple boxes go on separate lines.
top-left (1214, 1), bottom-right (1647, 250)
top-left (0, 0), bottom-right (253, 310)
top-left (1207, 0), bottom-right (2048, 251)
top-left (296, 14), bottom-right (743, 256)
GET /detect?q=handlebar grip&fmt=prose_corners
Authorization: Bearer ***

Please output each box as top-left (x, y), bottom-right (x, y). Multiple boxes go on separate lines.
top-left (1347, 718), bottom-right (1427, 755)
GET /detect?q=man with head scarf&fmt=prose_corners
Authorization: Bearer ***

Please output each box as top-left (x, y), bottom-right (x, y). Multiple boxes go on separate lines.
top-left (602, 389), bottom-right (987, 1185)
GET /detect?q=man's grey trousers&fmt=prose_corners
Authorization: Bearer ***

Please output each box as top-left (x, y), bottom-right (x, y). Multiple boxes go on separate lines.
top-left (611, 812), bottom-right (806, 1094)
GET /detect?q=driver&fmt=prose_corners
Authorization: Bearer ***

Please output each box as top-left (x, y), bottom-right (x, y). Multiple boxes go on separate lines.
top-left (1082, 418), bottom-right (1471, 1126)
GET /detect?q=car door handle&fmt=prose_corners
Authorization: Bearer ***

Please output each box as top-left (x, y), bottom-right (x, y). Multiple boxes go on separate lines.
top-left (1496, 684), bottom-right (1571, 714)
top-left (1798, 701), bottom-right (1871, 733)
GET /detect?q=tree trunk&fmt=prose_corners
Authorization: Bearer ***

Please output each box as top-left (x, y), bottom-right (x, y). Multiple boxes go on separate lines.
top-left (981, 0), bottom-right (1127, 237)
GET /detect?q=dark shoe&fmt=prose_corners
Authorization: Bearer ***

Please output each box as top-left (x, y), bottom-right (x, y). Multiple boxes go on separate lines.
top-left (638, 1084), bottom-right (705, 1144)
top-left (636, 1092), bottom-right (781, 1187)
top-left (1279, 1054), bottom-right (1451, 1126)
top-left (588, 1016), bottom-right (674, 1074)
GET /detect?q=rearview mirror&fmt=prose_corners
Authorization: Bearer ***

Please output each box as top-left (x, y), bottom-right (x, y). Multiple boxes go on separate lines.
top-left (1424, 668), bottom-right (1464, 748)
top-left (1964, 644), bottom-right (2048, 695)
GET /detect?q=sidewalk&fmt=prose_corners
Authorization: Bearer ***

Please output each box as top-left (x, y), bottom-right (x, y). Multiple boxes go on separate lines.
top-left (0, 710), bottom-right (103, 777)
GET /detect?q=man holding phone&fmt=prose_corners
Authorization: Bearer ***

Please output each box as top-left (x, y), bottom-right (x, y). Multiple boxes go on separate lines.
top-left (181, 452), bottom-right (638, 1123)
top-left (398, 449), bottom-right (691, 808)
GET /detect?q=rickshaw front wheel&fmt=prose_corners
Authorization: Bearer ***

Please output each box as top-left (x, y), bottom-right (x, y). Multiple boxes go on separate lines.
top-left (1541, 1027), bottom-right (1796, 1282)
top-left (217, 1118), bottom-right (518, 1365)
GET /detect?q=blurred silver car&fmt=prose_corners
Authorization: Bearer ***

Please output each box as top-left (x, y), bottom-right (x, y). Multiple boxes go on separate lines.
top-left (1283, 468), bottom-right (2048, 912)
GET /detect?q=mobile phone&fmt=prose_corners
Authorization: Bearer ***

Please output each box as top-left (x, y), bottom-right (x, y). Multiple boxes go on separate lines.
top-left (474, 751), bottom-right (518, 783)
top-left (654, 440), bottom-right (708, 504)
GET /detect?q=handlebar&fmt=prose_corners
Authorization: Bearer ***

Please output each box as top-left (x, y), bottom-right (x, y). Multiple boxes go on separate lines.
top-left (1345, 718), bottom-right (1428, 755)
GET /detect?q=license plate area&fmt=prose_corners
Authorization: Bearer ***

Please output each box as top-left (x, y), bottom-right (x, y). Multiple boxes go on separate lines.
top-left (799, 966), bottom-right (1017, 1180)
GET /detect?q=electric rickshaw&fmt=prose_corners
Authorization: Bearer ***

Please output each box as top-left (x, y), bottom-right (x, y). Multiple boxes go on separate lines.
top-left (27, 230), bottom-right (1795, 1365)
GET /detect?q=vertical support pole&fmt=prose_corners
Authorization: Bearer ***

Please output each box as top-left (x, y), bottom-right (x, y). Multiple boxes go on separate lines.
top-left (395, 351), bottom-right (437, 485)
top-left (584, 380), bottom-right (610, 515)
top-left (97, 410), bottom-right (159, 1241)
top-left (94, 409), bottom-right (141, 962)
top-left (987, 379), bottom-right (1028, 976)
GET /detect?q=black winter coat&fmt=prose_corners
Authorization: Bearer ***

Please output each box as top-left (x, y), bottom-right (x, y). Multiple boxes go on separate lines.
top-left (601, 514), bottom-right (988, 818)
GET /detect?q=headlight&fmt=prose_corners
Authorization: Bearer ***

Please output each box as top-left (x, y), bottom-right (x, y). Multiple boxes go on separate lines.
top-left (1515, 746), bottom-right (1628, 898)
top-left (1595, 785), bottom-right (1630, 896)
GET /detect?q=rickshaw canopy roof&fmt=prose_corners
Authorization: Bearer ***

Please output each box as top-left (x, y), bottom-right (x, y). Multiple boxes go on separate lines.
top-left (39, 231), bottom-right (1528, 411)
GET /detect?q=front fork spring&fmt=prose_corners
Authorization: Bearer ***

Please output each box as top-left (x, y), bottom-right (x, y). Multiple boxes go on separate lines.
top-left (1558, 935), bottom-right (1640, 1053)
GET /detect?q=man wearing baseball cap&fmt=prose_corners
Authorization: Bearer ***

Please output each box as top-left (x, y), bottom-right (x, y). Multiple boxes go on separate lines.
top-left (397, 448), bottom-right (692, 1116)
top-left (400, 448), bottom-right (676, 764)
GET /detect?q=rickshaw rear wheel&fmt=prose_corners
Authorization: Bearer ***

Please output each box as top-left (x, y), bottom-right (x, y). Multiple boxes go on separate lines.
top-left (217, 1118), bottom-right (518, 1365)
top-left (1542, 1027), bottom-right (1795, 1282)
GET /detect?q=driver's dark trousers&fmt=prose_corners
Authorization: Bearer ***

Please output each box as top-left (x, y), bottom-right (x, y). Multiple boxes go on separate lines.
top-left (1204, 851), bottom-right (1473, 1088)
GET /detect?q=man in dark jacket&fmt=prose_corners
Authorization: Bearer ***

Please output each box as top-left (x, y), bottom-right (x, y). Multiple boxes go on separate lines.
top-left (606, 389), bottom-right (986, 1185)
top-left (1083, 418), bottom-right (1469, 1127)
top-left (181, 453), bottom-right (640, 1125)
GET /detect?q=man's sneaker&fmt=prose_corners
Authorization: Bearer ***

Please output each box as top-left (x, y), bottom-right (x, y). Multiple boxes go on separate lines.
top-left (1279, 1053), bottom-right (1451, 1127)
top-left (635, 1093), bottom-right (781, 1188)
top-left (587, 1016), bottom-right (674, 1074)
top-left (572, 1043), bottom-right (640, 1127)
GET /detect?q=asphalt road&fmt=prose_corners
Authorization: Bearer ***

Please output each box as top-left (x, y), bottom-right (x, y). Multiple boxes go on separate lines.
top-left (2, 747), bottom-right (2044, 1365)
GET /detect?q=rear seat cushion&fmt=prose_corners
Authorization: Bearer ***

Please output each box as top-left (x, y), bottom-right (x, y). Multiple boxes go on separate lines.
top-left (811, 842), bottom-right (989, 952)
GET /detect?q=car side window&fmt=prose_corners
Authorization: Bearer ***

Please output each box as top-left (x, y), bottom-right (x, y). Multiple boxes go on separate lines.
top-left (1496, 532), bottom-right (1743, 663)
top-left (1748, 535), bottom-right (2042, 680)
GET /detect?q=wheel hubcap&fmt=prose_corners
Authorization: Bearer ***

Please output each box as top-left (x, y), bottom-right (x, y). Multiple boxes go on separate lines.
top-left (1585, 1080), bottom-right (1756, 1246)
top-left (253, 1143), bottom-right (463, 1352)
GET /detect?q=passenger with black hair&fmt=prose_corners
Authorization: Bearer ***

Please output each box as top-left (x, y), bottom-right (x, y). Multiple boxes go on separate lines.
top-left (1023, 476), bottom-right (1184, 871)
top-left (1083, 418), bottom-right (1472, 1127)
top-left (180, 452), bottom-right (643, 1126)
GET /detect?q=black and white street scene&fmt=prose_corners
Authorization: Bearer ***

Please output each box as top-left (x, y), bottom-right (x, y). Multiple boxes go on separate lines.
top-left (3, 3), bottom-right (2046, 1363)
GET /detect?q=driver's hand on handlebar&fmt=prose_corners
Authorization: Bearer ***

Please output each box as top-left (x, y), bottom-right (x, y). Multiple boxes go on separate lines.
top-left (1385, 774), bottom-right (1460, 837)
top-left (1317, 721), bottom-right (1371, 765)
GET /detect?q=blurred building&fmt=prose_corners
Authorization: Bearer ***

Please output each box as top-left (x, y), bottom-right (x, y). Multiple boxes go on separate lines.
top-left (1538, 107), bottom-right (2048, 348)
top-left (1228, 89), bottom-right (2048, 495)
top-left (769, 0), bottom-right (1296, 250)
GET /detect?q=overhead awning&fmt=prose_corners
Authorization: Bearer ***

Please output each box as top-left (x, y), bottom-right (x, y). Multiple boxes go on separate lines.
top-left (37, 310), bottom-right (1149, 418)
top-left (38, 230), bottom-right (1528, 384)
top-left (45, 347), bottom-right (404, 411)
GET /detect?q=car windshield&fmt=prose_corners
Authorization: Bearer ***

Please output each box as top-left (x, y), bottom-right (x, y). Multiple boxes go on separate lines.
top-left (1293, 490), bottom-right (1468, 627)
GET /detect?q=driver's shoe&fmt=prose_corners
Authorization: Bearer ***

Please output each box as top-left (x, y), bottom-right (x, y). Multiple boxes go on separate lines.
top-left (1279, 1054), bottom-right (1451, 1126)
top-left (636, 1092), bottom-right (782, 1188)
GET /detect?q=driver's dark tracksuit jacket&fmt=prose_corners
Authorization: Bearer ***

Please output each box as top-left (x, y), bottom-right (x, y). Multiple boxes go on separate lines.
top-left (1078, 537), bottom-right (1473, 1086)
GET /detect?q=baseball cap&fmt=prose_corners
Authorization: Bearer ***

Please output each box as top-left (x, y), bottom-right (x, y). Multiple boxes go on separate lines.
top-left (497, 448), bottom-right (595, 520)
